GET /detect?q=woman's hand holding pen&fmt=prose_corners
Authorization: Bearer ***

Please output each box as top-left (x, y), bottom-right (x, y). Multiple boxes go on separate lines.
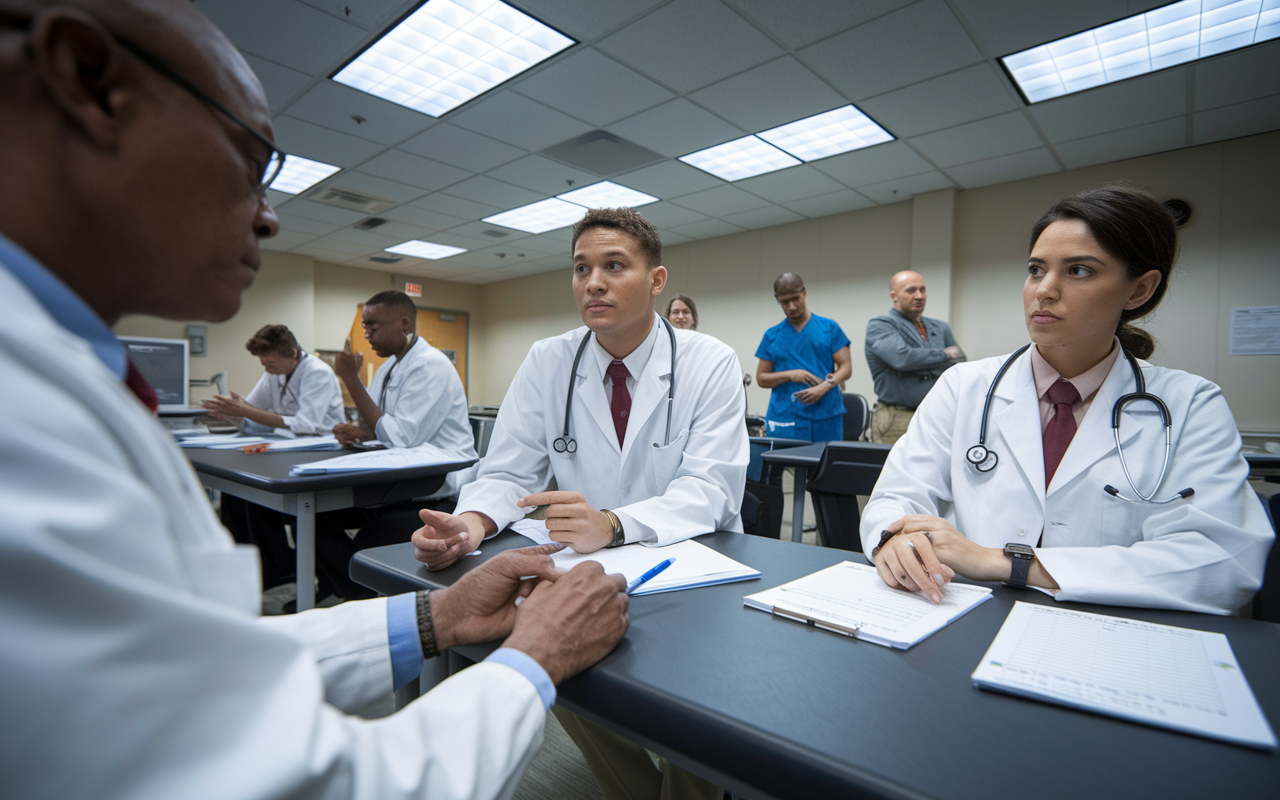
top-left (873, 515), bottom-right (965, 604)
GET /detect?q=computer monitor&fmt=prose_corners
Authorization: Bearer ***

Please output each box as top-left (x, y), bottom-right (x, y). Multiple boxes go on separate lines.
top-left (119, 336), bottom-right (190, 413)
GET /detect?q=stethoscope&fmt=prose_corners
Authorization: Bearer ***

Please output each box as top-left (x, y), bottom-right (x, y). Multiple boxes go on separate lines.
top-left (966, 344), bottom-right (1194, 504)
top-left (554, 318), bottom-right (677, 455)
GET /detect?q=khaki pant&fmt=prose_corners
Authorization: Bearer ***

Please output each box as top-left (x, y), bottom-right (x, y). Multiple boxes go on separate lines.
top-left (553, 707), bottom-right (722, 800)
top-left (871, 403), bottom-right (915, 445)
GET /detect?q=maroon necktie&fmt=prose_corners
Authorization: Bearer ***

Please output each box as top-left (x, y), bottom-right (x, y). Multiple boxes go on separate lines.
top-left (125, 359), bottom-right (159, 413)
top-left (606, 360), bottom-right (631, 447)
top-left (1042, 378), bottom-right (1080, 487)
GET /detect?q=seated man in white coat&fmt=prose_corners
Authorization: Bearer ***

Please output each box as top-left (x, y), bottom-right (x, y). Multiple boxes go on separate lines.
top-left (0, 3), bottom-right (628, 798)
top-left (412, 207), bottom-right (749, 800)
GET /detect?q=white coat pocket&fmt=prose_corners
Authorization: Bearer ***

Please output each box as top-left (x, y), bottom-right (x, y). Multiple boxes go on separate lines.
top-left (648, 428), bottom-right (689, 491)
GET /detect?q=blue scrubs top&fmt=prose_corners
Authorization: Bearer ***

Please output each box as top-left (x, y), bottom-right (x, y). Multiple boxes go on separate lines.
top-left (755, 314), bottom-right (850, 422)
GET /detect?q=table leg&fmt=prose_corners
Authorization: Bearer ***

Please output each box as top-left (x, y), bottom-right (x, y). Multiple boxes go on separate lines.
top-left (296, 492), bottom-right (316, 611)
top-left (790, 466), bottom-right (808, 543)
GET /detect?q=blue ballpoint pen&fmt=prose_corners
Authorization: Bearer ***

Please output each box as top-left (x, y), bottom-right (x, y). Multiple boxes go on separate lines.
top-left (626, 558), bottom-right (676, 595)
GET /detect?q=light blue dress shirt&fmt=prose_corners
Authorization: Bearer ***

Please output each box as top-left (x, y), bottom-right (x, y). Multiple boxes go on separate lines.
top-left (1, 232), bottom-right (555, 708)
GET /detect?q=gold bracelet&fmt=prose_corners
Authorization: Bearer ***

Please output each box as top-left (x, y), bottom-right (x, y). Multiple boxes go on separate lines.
top-left (416, 590), bottom-right (440, 660)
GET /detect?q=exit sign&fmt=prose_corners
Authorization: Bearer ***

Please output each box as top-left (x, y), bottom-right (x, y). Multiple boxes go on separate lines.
top-left (405, 282), bottom-right (422, 297)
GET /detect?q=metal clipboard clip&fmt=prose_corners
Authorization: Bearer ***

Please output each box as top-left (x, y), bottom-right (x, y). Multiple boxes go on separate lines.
top-left (771, 604), bottom-right (860, 638)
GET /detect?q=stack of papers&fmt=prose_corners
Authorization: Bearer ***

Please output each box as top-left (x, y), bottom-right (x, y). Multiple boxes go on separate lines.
top-left (972, 602), bottom-right (1277, 750)
top-left (289, 444), bottom-right (463, 474)
top-left (262, 436), bottom-right (342, 452)
top-left (744, 561), bottom-right (992, 649)
top-left (176, 434), bottom-right (270, 449)
top-left (547, 539), bottom-right (760, 596)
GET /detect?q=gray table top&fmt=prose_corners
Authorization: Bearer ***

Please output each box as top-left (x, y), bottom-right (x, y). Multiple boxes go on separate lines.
top-left (352, 532), bottom-right (1280, 800)
top-left (185, 447), bottom-right (474, 494)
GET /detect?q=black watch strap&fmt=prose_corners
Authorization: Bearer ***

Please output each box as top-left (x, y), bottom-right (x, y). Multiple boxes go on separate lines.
top-left (1002, 543), bottom-right (1034, 589)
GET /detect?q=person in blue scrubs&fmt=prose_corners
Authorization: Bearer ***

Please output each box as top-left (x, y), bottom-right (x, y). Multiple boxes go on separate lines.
top-left (755, 273), bottom-right (853, 442)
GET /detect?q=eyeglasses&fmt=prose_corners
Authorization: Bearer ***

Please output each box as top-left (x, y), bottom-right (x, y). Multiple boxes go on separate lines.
top-left (2, 14), bottom-right (286, 194)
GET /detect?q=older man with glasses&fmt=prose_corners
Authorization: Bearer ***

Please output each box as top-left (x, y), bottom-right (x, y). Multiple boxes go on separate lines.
top-left (0, 2), bottom-right (629, 799)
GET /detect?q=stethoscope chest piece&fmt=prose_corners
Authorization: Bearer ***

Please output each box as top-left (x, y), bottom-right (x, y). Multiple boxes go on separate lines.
top-left (553, 436), bottom-right (577, 454)
top-left (966, 444), bottom-right (997, 472)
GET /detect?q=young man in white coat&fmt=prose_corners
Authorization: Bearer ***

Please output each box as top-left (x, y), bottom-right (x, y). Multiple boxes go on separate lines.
top-left (0, 2), bottom-right (628, 798)
top-left (412, 207), bottom-right (749, 800)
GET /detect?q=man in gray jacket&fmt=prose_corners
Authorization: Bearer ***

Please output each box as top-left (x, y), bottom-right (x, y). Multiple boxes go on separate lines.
top-left (864, 270), bottom-right (965, 443)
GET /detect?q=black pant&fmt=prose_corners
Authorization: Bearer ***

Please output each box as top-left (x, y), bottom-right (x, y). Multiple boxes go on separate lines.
top-left (220, 495), bottom-right (456, 601)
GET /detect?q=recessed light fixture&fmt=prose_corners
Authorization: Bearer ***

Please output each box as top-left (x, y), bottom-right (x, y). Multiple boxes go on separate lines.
top-left (269, 155), bottom-right (342, 195)
top-left (1002, 0), bottom-right (1280, 104)
top-left (484, 198), bottom-right (588, 234)
top-left (557, 181), bottom-right (659, 208)
top-left (679, 135), bottom-right (801, 182)
top-left (385, 240), bottom-right (468, 259)
top-left (758, 105), bottom-right (894, 161)
top-left (332, 0), bottom-right (575, 117)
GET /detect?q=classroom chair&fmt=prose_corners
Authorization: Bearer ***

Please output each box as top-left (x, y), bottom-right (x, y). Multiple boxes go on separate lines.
top-left (841, 392), bottom-right (871, 441)
top-left (806, 442), bottom-right (893, 552)
top-left (1252, 492), bottom-right (1280, 623)
top-left (743, 436), bottom-right (810, 539)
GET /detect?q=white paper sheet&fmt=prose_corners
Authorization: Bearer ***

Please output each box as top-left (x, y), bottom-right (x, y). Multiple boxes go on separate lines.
top-left (550, 539), bottom-right (760, 595)
top-left (288, 443), bottom-right (463, 474)
top-left (972, 602), bottom-right (1277, 750)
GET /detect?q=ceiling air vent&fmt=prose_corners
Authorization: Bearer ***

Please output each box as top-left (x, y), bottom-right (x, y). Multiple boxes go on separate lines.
top-left (368, 255), bottom-right (402, 264)
top-left (305, 185), bottom-right (395, 214)
top-left (481, 229), bottom-right (511, 238)
top-left (355, 216), bottom-right (389, 230)
top-left (540, 130), bottom-right (665, 177)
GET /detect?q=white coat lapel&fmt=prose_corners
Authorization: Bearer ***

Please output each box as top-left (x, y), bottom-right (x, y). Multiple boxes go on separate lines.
top-left (990, 352), bottom-right (1046, 497)
top-left (1047, 353), bottom-right (1142, 495)
top-left (622, 326), bottom-right (672, 463)
top-left (578, 338), bottom-right (621, 455)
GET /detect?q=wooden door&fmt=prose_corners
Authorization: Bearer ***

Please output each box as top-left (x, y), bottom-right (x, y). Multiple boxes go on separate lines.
top-left (342, 305), bottom-right (469, 404)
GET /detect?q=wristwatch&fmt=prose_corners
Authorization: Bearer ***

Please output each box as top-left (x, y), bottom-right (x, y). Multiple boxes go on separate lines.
top-left (601, 509), bottom-right (625, 548)
top-left (1002, 543), bottom-right (1035, 588)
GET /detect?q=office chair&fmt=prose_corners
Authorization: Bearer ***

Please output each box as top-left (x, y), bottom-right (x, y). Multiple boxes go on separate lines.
top-left (468, 415), bottom-right (495, 459)
top-left (1252, 492), bottom-right (1280, 623)
top-left (842, 392), bottom-right (871, 441)
top-left (806, 441), bottom-right (893, 551)
top-left (743, 436), bottom-right (810, 539)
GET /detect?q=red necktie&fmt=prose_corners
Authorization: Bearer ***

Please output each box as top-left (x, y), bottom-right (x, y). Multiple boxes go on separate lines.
top-left (1042, 378), bottom-right (1080, 487)
top-left (125, 359), bottom-right (159, 413)
top-left (606, 360), bottom-right (630, 448)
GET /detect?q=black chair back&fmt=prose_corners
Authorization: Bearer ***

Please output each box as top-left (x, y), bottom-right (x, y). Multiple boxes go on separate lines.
top-left (842, 393), bottom-right (871, 441)
top-left (807, 442), bottom-right (893, 551)
top-left (1253, 492), bottom-right (1280, 623)
top-left (744, 437), bottom-right (810, 539)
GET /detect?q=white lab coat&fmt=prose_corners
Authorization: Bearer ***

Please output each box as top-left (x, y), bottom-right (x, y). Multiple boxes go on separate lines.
top-left (861, 348), bottom-right (1273, 615)
top-left (0, 264), bottom-right (543, 800)
top-left (243, 351), bottom-right (344, 434)
top-left (457, 316), bottom-right (748, 544)
top-left (367, 336), bottom-right (477, 497)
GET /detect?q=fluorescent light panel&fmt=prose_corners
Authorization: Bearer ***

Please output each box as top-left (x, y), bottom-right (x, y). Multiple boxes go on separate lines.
top-left (557, 181), bottom-right (658, 208)
top-left (269, 155), bottom-right (342, 195)
top-left (679, 135), bottom-right (801, 181)
top-left (759, 105), bottom-right (894, 161)
top-left (483, 198), bottom-right (587, 234)
top-left (333, 0), bottom-right (574, 117)
top-left (385, 240), bottom-right (468, 259)
top-left (1003, 0), bottom-right (1280, 103)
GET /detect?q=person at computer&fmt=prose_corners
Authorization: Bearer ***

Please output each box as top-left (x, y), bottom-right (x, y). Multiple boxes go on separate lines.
top-left (411, 207), bottom-right (748, 800)
top-left (0, 4), bottom-right (629, 798)
top-left (665, 292), bottom-right (697, 330)
top-left (202, 323), bottom-right (343, 435)
top-left (861, 186), bottom-right (1272, 615)
top-left (754, 272), bottom-right (853, 443)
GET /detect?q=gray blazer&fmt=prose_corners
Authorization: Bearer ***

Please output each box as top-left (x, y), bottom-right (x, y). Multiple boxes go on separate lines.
top-left (864, 308), bottom-right (964, 408)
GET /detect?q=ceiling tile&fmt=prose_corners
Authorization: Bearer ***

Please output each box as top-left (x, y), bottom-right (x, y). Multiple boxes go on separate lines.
top-left (600, 0), bottom-right (783, 93)
top-left (416, 229), bottom-right (492, 251)
top-left (690, 57), bottom-right (848, 132)
top-left (943, 147), bottom-right (1061, 189)
top-left (295, 0), bottom-right (404, 30)
top-left (302, 236), bottom-right (376, 256)
top-left (855, 170), bottom-right (956, 204)
top-left (441, 176), bottom-right (544, 209)
top-left (613, 160), bottom-right (724, 198)
top-left (242, 54), bottom-right (313, 112)
top-left (723, 0), bottom-right (917, 49)
top-left (1055, 118), bottom-right (1188, 169)
top-left (357, 150), bottom-right (471, 192)
top-left (318, 171), bottom-right (427, 204)
top-left (398, 124), bottom-right (524, 173)
top-left (275, 212), bottom-right (341, 236)
top-left (446, 246), bottom-right (550, 271)
top-left (410, 192), bottom-right (503, 220)
top-left (486, 155), bottom-right (601, 195)
top-left (272, 115), bottom-right (384, 167)
top-left (735, 165), bottom-right (850, 204)
top-left (382, 204), bottom-right (469, 232)
top-left (357, 220), bottom-right (432, 242)
top-left (277, 198), bottom-right (367, 226)
top-left (1194, 40), bottom-right (1280, 111)
top-left (285, 81), bottom-right (436, 145)
top-left (670, 185), bottom-right (772, 217)
top-left (660, 231), bottom-right (696, 246)
top-left (811, 141), bottom-right (934, 187)
top-left (326, 227), bottom-right (402, 249)
top-left (262, 230), bottom-right (315, 251)
top-left (784, 187), bottom-right (922, 220)
top-left (606, 99), bottom-right (746, 158)
top-left (1192, 93), bottom-right (1280, 146)
top-left (198, 0), bottom-right (365, 74)
top-left (859, 63), bottom-right (1017, 138)
top-left (635, 201), bottom-right (710, 230)
top-left (343, 253), bottom-right (425, 272)
top-left (670, 219), bottom-right (748, 240)
top-left (721, 205), bottom-right (807, 230)
top-left (909, 112), bottom-right (1043, 168)
top-left (799, 0), bottom-right (982, 101)
top-left (514, 48), bottom-right (674, 127)
top-left (449, 92), bottom-right (593, 151)
top-left (951, 0), bottom-right (1154, 58)
top-left (510, 0), bottom-right (667, 41)
top-left (291, 243), bottom-right (364, 262)
top-left (444, 221), bottom-right (537, 247)
top-left (528, 227), bottom-right (576, 245)
top-left (1030, 68), bottom-right (1188, 144)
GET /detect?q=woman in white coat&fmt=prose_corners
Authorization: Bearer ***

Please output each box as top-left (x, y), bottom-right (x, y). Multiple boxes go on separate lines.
top-left (860, 185), bottom-right (1272, 615)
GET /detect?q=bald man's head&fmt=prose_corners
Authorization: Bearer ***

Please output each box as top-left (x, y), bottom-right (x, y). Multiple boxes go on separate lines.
top-left (0, 0), bottom-right (278, 325)
top-left (889, 271), bottom-right (927, 320)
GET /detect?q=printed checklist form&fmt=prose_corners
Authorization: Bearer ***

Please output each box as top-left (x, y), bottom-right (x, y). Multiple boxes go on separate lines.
top-left (972, 602), bottom-right (1276, 750)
